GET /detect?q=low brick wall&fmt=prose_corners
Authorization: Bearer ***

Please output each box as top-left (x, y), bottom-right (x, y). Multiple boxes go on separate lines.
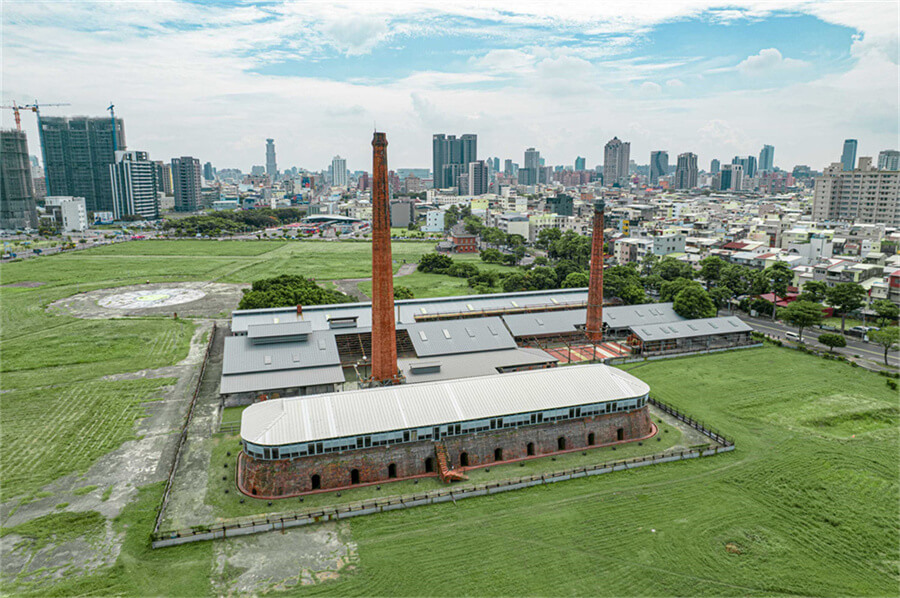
top-left (240, 407), bottom-right (651, 497)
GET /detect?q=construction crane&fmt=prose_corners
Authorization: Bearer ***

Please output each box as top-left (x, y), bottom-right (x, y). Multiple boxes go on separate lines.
top-left (108, 102), bottom-right (118, 151)
top-left (0, 100), bottom-right (27, 130)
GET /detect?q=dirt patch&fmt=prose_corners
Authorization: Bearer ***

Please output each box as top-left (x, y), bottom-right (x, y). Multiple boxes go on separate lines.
top-left (2, 281), bottom-right (45, 288)
top-left (48, 282), bottom-right (247, 319)
top-left (725, 542), bottom-right (743, 555)
top-left (212, 522), bottom-right (357, 595)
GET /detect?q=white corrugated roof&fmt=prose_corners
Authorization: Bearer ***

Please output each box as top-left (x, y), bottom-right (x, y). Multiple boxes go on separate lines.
top-left (241, 364), bottom-right (649, 446)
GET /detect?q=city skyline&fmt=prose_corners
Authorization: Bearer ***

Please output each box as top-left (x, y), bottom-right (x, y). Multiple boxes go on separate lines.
top-left (4, 2), bottom-right (898, 172)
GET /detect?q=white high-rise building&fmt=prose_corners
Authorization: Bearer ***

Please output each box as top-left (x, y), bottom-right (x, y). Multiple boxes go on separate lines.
top-left (719, 164), bottom-right (743, 191)
top-left (110, 150), bottom-right (159, 220)
top-left (813, 158), bottom-right (900, 225)
top-left (468, 160), bottom-right (489, 195)
top-left (266, 139), bottom-right (277, 180)
top-left (604, 137), bottom-right (631, 187)
top-left (331, 155), bottom-right (348, 187)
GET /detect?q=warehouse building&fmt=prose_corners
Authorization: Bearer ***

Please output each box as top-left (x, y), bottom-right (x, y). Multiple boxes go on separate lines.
top-left (238, 364), bottom-right (654, 497)
top-left (627, 316), bottom-right (754, 355)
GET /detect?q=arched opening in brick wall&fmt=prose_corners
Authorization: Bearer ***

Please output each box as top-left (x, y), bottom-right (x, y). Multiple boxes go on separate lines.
top-left (494, 447), bottom-right (503, 461)
top-left (388, 463), bottom-right (397, 478)
top-left (351, 469), bottom-right (360, 485)
top-left (557, 437), bottom-right (567, 451)
top-left (424, 457), bottom-right (434, 473)
top-left (526, 442), bottom-right (535, 456)
top-left (311, 474), bottom-right (321, 490)
top-left (617, 428), bottom-right (624, 441)
top-left (588, 432), bottom-right (596, 446)
top-left (460, 452), bottom-right (469, 467)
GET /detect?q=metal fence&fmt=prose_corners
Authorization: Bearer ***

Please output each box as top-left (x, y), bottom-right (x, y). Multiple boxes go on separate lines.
top-left (152, 322), bottom-right (217, 536)
top-left (151, 395), bottom-right (735, 548)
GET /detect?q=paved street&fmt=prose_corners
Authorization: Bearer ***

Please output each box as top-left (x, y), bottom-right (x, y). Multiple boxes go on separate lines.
top-left (737, 313), bottom-right (898, 370)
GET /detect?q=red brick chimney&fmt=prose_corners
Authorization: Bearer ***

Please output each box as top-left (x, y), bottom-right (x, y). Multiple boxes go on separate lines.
top-left (371, 132), bottom-right (399, 383)
top-left (585, 199), bottom-right (605, 343)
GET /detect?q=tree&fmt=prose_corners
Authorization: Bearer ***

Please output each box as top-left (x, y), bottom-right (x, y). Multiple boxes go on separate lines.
top-left (417, 253), bottom-right (453, 273)
top-left (873, 299), bottom-right (900, 328)
top-left (719, 264), bottom-right (750, 313)
top-left (501, 272), bottom-right (528, 293)
top-left (525, 267), bottom-right (558, 290)
top-left (673, 285), bottom-right (716, 319)
top-left (709, 286), bottom-right (731, 316)
top-left (778, 300), bottom-right (824, 342)
top-left (640, 253), bottom-right (659, 276)
top-left (868, 326), bottom-right (899, 366)
top-left (394, 286), bottom-right (414, 300)
top-left (443, 205), bottom-right (460, 230)
top-left (238, 274), bottom-right (353, 309)
top-left (659, 277), bottom-right (696, 302)
top-left (698, 256), bottom-right (727, 290)
top-left (654, 256), bottom-right (694, 282)
top-left (825, 282), bottom-right (866, 333)
top-left (798, 280), bottom-right (828, 304)
top-left (817, 333), bottom-right (846, 353)
top-left (561, 272), bottom-right (589, 288)
top-left (463, 215), bottom-right (484, 236)
top-left (604, 264), bottom-right (646, 305)
top-left (480, 248), bottom-right (503, 264)
top-left (548, 230), bottom-right (592, 268)
top-left (533, 256), bottom-right (549, 266)
top-left (536, 227), bottom-right (562, 250)
top-left (764, 261), bottom-right (794, 321)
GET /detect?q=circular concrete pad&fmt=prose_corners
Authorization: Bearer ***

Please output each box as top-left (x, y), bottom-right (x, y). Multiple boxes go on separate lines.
top-left (49, 282), bottom-right (247, 319)
top-left (99, 288), bottom-right (207, 310)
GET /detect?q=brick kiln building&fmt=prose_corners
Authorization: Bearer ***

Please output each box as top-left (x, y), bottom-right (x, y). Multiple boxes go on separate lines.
top-left (238, 364), bottom-right (654, 497)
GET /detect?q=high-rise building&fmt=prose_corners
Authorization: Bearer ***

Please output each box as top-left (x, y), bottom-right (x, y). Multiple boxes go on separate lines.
top-left (468, 160), bottom-right (489, 196)
top-left (154, 161), bottom-right (173, 196)
top-left (732, 155), bottom-right (757, 178)
top-left (603, 137), bottom-right (630, 187)
top-left (710, 159), bottom-right (720, 174)
top-left (171, 156), bottom-right (202, 212)
top-left (524, 147), bottom-right (541, 171)
top-left (877, 150), bottom-right (899, 171)
top-left (758, 144), bottom-right (775, 173)
top-left (503, 159), bottom-right (514, 176)
top-left (432, 133), bottom-right (477, 188)
top-left (0, 129), bottom-right (38, 229)
top-left (331, 155), bottom-right (348, 187)
top-left (813, 158), bottom-right (899, 225)
top-left (720, 164), bottom-right (743, 191)
top-left (39, 115), bottom-right (126, 212)
top-left (110, 151), bottom-right (159, 220)
top-left (674, 152), bottom-right (698, 190)
top-left (840, 139), bottom-right (858, 171)
top-left (203, 161), bottom-right (216, 181)
top-left (575, 156), bottom-right (586, 171)
top-left (649, 151), bottom-right (668, 185)
top-left (266, 139), bottom-right (277, 180)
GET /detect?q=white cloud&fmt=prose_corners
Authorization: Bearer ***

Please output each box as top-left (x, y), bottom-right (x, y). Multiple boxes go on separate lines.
top-left (666, 78), bottom-right (685, 88)
top-left (640, 81), bottom-right (663, 95)
top-left (737, 48), bottom-right (808, 74)
top-left (322, 15), bottom-right (391, 56)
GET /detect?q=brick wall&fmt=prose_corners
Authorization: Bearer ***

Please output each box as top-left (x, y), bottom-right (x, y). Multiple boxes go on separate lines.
top-left (240, 407), bottom-right (651, 497)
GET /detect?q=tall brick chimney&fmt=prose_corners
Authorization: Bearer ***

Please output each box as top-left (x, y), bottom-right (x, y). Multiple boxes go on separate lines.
top-left (585, 199), bottom-right (605, 343)
top-left (370, 132), bottom-right (399, 383)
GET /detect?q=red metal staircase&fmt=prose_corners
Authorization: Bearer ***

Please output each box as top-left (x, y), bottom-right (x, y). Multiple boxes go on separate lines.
top-left (434, 442), bottom-right (467, 482)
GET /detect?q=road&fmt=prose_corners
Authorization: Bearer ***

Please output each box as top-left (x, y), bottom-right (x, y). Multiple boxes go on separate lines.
top-left (737, 313), bottom-right (898, 370)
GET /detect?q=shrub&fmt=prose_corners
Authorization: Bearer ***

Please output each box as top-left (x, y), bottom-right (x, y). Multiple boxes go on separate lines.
top-left (886, 380), bottom-right (898, 391)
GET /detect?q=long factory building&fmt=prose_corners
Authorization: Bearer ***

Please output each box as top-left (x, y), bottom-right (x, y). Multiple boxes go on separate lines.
top-left (239, 364), bottom-right (654, 497)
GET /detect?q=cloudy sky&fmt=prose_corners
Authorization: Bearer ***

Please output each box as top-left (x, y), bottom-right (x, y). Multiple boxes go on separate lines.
top-left (4, 1), bottom-right (898, 174)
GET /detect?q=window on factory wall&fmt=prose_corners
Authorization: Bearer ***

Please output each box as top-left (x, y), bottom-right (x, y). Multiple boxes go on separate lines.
top-left (424, 457), bottom-right (434, 473)
top-left (459, 452), bottom-right (469, 467)
top-left (588, 433), bottom-right (596, 446)
top-left (388, 463), bottom-right (397, 478)
top-left (526, 442), bottom-right (535, 456)
top-left (311, 474), bottom-right (321, 490)
top-left (494, 448), bottom-right (503, 461)
top-left (351, 469), bottom-right (360, 485)
top-left (557, 437), bottom-right (566, 451)
top-left (617, 428), bottom-right (624, 441)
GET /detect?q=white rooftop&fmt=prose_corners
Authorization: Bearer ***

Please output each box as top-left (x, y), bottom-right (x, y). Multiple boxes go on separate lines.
top-left (241, 364), bottom-right (650, 447)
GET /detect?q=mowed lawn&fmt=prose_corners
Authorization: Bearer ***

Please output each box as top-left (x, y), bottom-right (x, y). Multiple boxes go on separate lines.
top-left (0, 239), bottom-right (434, 501)
top-left (13, 346), bottom-right (896, 597)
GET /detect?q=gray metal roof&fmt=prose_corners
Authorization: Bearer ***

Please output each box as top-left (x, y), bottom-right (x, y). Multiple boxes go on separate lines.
top-left (632, 316), bottom-right (752, 342)
top-left (222, 331), bottom-right (340, 375)
top-left (399, 347), bottom-right (557, 384)
top-left (406, 317), bottom-right (516, 357)
top-left (220, 365), bottom-right (346, 394)
top-left (230, 288), bottom-right (590, 333)
top-left (242, 364), bottom-right (649, 446)
top-left (501, 303), bottom-right (683, 337)
top-left (247, 320), bottom-right (311, 340)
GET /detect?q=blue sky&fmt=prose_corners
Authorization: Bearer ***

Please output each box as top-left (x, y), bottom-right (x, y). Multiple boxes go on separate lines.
top-left (3, 1), bottom-right (898, 172)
